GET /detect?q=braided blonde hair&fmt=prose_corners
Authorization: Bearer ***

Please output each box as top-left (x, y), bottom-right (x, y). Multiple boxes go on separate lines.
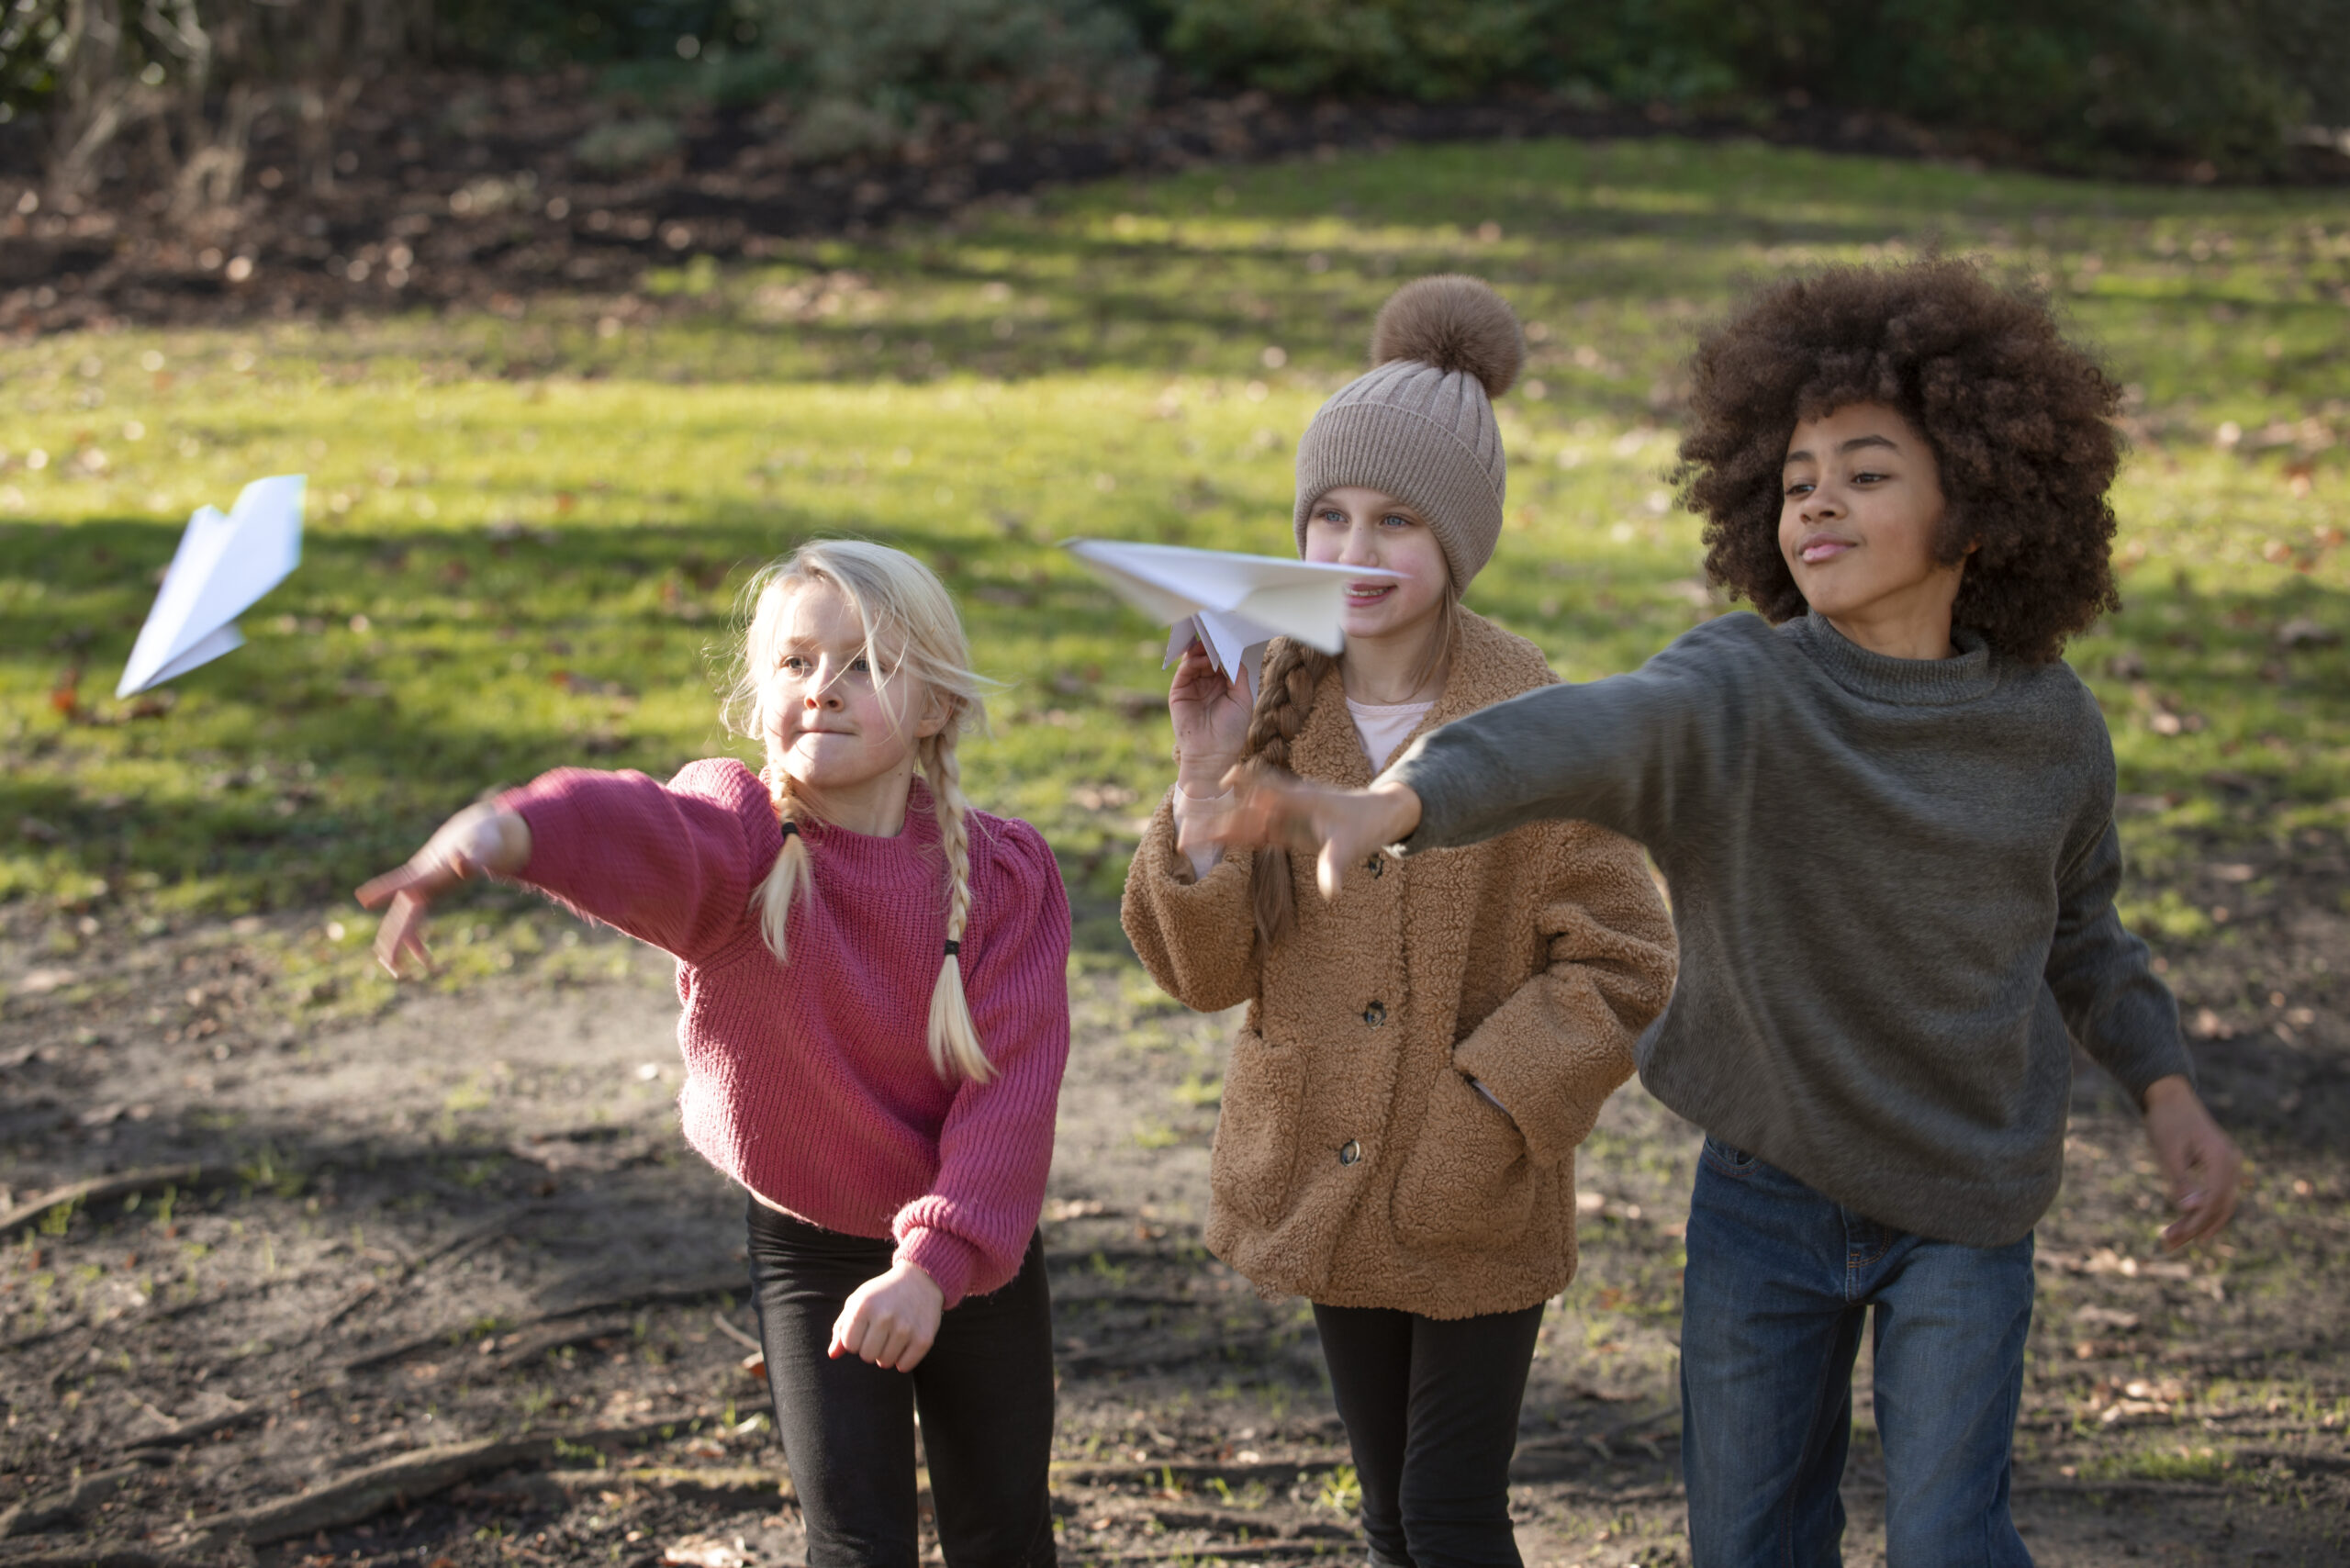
top-left (1242, 639), bottom-right (1337, 948)
top-left (1242, 588), bottom-right (1457, 947)
top-left (721, 540), bottom-right (997, 1083)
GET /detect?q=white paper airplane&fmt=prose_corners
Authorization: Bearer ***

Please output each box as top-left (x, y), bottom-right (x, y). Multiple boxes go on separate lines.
top-left (116, 475), bottom-right (305, 699)
top-left (1064, 539), bottom-right (1401, 700)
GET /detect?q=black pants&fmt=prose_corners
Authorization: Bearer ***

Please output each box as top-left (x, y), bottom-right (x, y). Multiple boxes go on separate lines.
top-left (744, 1200), bottom-right (1057, 1568)
top-left (1313, 1300), bottom-right (1547, 1568)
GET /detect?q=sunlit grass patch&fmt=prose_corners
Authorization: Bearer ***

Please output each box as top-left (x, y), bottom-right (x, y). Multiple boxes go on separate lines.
top-left (2078, 1442), bottom-right (2233, 1484)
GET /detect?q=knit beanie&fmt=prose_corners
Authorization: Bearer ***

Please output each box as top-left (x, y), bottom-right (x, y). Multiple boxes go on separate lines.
top-left (1292, 274), bottom-right (1524, 595)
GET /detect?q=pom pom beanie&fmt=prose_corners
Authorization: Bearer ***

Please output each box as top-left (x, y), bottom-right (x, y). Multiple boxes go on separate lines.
top-left (1292, 274), bottom-right (1524, 595)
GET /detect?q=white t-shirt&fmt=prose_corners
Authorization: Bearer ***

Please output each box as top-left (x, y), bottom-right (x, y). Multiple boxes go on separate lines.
top-left (1344, 695), bottom-right (1438, 773)
top-left (1169, 696), bottom-right (1435, 881)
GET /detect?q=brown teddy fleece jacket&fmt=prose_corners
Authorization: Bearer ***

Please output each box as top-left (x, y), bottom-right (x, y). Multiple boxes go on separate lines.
top-left (1122, 610), bottom-right (1679, 1319)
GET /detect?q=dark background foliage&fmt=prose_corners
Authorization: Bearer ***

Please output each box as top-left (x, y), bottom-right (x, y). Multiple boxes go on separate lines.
top-left (3, 0), bottom-right (2347, 207)
top-left (1154, 0), bottom-right (2350, 169)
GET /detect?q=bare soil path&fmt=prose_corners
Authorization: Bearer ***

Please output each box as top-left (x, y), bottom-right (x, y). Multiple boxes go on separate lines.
top-left (2, 835), bottom-right (2345, 1566)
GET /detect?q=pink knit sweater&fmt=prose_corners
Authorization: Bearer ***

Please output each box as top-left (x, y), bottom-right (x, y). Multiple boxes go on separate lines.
top-left (500, 759), bottom-right (1071, 1306)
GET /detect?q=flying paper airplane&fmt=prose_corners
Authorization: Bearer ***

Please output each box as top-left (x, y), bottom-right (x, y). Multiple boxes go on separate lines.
top-left (1063, 539), bottom-right (1402, 700)
top-left (116, 475), bottom-right (305, 699)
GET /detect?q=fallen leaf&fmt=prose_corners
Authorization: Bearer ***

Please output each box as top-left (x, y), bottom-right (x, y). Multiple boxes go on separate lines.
top-left (2275, 616), bottom-right (2340, 649)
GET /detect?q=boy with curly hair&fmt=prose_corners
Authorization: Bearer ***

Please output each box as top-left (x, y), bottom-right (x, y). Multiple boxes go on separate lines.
top-left (1188, 259), bottom-right (2243, 1566)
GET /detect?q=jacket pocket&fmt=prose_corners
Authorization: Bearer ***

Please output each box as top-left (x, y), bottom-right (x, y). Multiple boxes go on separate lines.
top-left (1391, 1066), bottom-right (1539, 1251)
top-left (1209, 1028), bottom-right (1304, 1229)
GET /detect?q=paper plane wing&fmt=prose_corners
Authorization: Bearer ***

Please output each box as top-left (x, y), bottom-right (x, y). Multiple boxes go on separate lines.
top-left (1162, 608), bottom-right (1276, 702)
top-left (146, 625), bottom-right (247, 688)
top-left (118, 475), bottom-right (305, 698)
top-left (1065, 538), bottom-right (1399, 656)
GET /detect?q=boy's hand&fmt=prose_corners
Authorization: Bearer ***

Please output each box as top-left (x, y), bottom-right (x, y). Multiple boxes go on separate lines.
top-left (354, 803), bottom-right (531, 978)
top-left (2141, 1075), bottom-right (2242, 1250)
top-left (1183, 771), bottom-right (1423, 901)
top-left (1169, 639), bottom-right (1251, 795)
top-left (829, 1260), bottom-right (944, 1372)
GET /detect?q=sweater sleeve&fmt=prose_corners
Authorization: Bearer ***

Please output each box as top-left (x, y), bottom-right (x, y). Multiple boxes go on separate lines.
top-left (1385, 624), bottom-right (1742, 858)
top-left (1119, 788), bottom-right (1261, 1014)
top-left (499, 759), bottom-right (770, 968)
top-left (890, 819), bottom-right (1072, 1306)
top-left (2045, 815), bottom-right (2195, 1103)
top-left (1451, 823), bottom-right (1679, 1168)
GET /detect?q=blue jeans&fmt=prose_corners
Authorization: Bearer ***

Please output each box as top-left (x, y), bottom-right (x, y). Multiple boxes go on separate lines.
top-left (1679, 1137), bottom-right (2035, 1568)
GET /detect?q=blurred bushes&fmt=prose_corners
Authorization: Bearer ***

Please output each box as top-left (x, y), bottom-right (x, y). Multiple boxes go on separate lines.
top-left (434, 0), bottom-right (737, 67)
top-left (572, 114), bottom-right (684, 174)
top-left (1158, 0), bottom-right (2350, 171)
top-left (2, 0), bottom-right (432, 202)
top-left (408, 0), bottom-right (2350, 172)
top-left (442, 0), bottom-right (1158, 158)
top-left (743, 0), bottom-right (1156, 158)
top-left (6, 0), bottom-right (2347, 191)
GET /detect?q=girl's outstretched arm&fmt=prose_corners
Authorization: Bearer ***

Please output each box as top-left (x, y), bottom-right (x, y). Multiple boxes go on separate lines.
top-left (356, 803), bottom-right (532, 975)
top-left (359, 761), bottom-right (771, 973)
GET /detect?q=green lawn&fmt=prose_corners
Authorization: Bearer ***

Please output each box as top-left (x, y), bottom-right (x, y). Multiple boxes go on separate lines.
top-left (4, 136), bottom-right (2346, 972)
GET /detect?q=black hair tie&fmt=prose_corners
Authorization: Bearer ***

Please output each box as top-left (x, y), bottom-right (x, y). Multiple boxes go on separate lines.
top-left (778, 820), bottom-right (799, 839)
top-left (943, 939), bottom-right (960, 957)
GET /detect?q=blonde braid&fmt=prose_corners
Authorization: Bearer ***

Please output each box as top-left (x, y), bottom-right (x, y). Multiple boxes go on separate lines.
top-left (755, 761), bottom-right (814, 963)
top-left (921, 727), bottom-right (993, 1083)
top-left (1244, 638), bottom-right (1337, 947)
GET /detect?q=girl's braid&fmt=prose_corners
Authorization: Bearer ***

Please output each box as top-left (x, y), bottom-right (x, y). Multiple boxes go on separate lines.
top-left (921, 727), bottom-right (993, 1083)
top-left (1244, 638), bottom-right (1336, 948)
top-left (756, 761), bottom-right (815, 962)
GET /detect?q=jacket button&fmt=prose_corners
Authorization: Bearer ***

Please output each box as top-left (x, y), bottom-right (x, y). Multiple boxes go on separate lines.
top-left (1367, 854), bottom-right (1383, 878)
top-left (1362, 1001), bottom-right (1386, 1027)
top-left (1337, 1139), bottom-right (1360, 1166)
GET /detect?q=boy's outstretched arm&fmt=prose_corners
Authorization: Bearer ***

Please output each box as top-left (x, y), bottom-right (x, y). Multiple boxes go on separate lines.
top-left (1186, 644), bottom-right (1727, 899)
top-left (1181, 775), bottom-right (1422, 902)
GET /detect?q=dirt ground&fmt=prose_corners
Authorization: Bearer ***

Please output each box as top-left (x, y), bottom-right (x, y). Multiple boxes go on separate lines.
top-left (2, 831), bottom-right (2346, 1567)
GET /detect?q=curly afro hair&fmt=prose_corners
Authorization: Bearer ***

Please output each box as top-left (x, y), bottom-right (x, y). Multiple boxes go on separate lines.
top-left (1677, 258), bottom-right (2124, 665)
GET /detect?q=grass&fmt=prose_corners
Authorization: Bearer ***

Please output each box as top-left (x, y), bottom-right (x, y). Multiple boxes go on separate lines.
top-left (3, 135), bottom-right (2347, 959)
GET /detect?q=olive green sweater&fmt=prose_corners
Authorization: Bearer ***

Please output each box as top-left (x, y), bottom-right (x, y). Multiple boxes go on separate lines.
top-left (1385, 610), bottom-right (2191, 1248)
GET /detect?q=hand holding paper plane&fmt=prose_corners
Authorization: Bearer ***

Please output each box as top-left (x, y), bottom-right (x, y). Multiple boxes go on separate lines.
top-left (116, 475), bottom-right (305, 699)
top-left (1064, 539), bottom-right (1401, 700)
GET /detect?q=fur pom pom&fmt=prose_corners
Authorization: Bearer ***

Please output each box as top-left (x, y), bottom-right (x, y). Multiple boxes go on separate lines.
top-left (1369, 274), bottom-right (1523, 398)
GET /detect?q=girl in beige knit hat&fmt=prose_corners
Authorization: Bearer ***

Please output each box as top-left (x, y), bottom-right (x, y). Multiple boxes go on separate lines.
top-left (1123, 276), bottom-right (1678, 1567)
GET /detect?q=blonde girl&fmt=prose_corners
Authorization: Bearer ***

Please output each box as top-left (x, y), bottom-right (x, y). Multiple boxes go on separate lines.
top-left (360, 541), bottom-right (1069, 1568)
top-left (1123, 277), bottom-right (1678, 1568)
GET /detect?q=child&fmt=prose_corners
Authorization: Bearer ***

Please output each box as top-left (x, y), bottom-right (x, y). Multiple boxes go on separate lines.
top-left (1123, 274), bottom-right (1679, 1567)
top-left (358, 541), bottom-right (1070, 1568)
top-left (1189, 260), bottom-right (2244, 1567)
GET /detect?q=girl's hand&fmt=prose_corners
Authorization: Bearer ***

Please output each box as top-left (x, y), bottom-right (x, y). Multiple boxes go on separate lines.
top-left (354, 803), bottom-right (532, 978)
top-left (1169, 639), bottom-right (1252, 796)
top-left (2142, 1075), bottom-right (2243, 1250)
top-left (1182, 772), bottom-right (1423, 901)
top-left (829, 1260), bottom-right (945, 1372)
